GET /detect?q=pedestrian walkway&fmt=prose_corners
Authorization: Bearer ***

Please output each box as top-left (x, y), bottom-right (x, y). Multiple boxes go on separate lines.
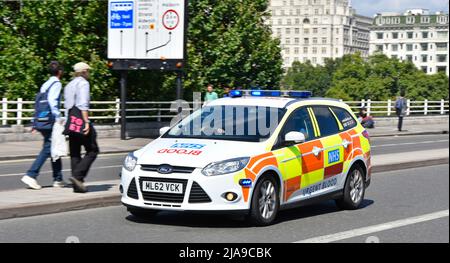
top-left (0, 137), bottom-right (151, 161)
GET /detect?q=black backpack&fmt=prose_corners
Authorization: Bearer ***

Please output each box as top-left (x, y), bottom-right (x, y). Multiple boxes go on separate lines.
top-left (32, 81), bottom-right (60, 131)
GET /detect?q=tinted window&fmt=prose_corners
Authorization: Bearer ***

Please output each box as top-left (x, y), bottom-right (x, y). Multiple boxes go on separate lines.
top-left (312, 106), bottom-right (340, 137)
top-left (331, 107), bottom-right (357, 130)
top-left (283, 107), bottom-right (315, 141)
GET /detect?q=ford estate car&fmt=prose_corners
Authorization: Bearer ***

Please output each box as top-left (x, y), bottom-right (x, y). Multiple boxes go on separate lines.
top-left (120, 90), bottom-right (371, 226)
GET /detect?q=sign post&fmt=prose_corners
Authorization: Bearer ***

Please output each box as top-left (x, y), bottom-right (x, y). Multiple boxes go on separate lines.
top-left (108, 0), bottom-right (187, 139)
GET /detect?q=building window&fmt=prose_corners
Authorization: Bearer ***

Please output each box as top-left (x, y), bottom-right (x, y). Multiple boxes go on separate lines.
top-left (286, 38), bottom-right (291, 44)
top-left (312, 57), bottom-right (317, 63)
top-left (313, 37), bottom-right (318, 44)
top-left (422, 32), bottom-right (429, 39)
top-left (376, 32), bottom-right (383, 39)
top-left (376, 45), bottom-right (383, 52)
top-left (294, 47), bottom-right (299, 54)
top-left (406, 55), bottom-right (413, 62)
top-left (312, 47), bottom-right (317, 54)
top-left (286, 28), bottom-right (291, 34)
top-left (313, 28), bottom-right (318, 34)
top-left (313, 18), bottom-right (318, 24)
top-left (421, 55), bottom-right (428, 62)
top-left (407, 32), bottom-right (413, 39)
top-left (406, 44), bottom-right (413, 51)
top-left (421, 16), bottom-right (430, 23)
top-left (322, 28), bottom-right (327, 34)
top-left (392, 55), bottom-right (398, 59)
top-left (437, 54), bottom-right (447, 62)
top-left (392, 44), bottom-right (399, 52)
top-left (421, 66), bottom-right (427, 73)
top-left (295, 38), bottom-right (300, 44)
top-left (303, 47), bottom-right (308, 54)
top-left (295, 28), bottom-right (300, 34)
top-left (322, 47), bottom-right (327, 54)
top-left (437, 66), bottom-right (447, 73)
top-left (285, 48), bottom-right (290, 54)
top-left (304, 28), bottom-right (309, 34)
top-left (392, 32), bottom-right (399, 39)
top-left (406, 16), bottom-right (415, 24)
top-left (436, 42), bottom-right (448, 51)
top-left (437, 31), bottom-right (448, 38)
top-left (304, 38), bottom-right (309, 44)
top-left (322, 37), bottom-right (327, 44)
top-left (420, 43), bottom-right (428, 51)
top-left (303, 18), bottom-right (310, 24)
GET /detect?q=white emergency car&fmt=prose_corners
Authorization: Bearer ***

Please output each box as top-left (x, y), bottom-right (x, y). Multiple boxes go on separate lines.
top-left (120, 90), bottom-right (372, 225)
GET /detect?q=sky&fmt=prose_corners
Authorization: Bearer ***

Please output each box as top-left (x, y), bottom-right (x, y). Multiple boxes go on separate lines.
top-left (351, 0), bottom-right (449, 17)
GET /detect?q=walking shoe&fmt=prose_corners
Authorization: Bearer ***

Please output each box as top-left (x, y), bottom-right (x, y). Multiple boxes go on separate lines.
top-left (21, 175), bottom-right (42, 190)
top-left (52, 180), bottom-right (68, 188)
top-left (69, 177), bottom-right (87, 193)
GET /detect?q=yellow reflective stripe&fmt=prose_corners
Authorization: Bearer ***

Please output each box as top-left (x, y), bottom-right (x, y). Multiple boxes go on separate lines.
top-left (329, 107), bottom-right (344, 131)
top-left (308, 108), bottom-right (321, 137)
top-left (306, 108), bottom-right (318, 137)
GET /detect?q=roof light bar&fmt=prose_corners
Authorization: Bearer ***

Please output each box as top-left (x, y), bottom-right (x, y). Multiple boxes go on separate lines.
top-left (230, 90), bottom-right (312, 99)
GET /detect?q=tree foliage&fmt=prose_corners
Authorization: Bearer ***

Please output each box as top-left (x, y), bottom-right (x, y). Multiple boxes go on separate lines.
top-left (0, 0), bottom-right (282, 101)
top-left (283, 53), bottom-right (449, 101)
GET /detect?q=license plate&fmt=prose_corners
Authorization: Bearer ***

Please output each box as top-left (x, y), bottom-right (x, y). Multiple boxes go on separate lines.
top-left (142, 181), bottom-right (183, 194)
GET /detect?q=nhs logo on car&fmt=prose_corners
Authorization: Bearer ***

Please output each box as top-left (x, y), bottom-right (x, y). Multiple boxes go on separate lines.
top-left (171, 143), bottom-right (206, 150)
top-left (328, 149), bottom-right (340, 164)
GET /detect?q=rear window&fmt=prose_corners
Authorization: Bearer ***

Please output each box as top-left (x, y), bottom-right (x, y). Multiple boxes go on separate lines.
top-left (311, 106), bottom-right (340, 137)
top-left (331, 106), bottom-right (357, 130)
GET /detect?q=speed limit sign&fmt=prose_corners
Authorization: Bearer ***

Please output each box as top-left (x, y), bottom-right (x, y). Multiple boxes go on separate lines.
top-left (162, 9), bottom-right (180, 30)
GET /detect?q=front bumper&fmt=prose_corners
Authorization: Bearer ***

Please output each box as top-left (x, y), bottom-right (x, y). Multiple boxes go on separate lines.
top-left (120, 166), bottom-right (252, 212)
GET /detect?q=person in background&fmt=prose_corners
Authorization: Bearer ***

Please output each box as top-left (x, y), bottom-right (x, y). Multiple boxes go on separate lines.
top-left (64, 62), bottom-right (99, 193)
top-left (358, 107), bottom-right (375, 129)
top-left (21, 61), bottom-right (66, 190)
top-left (395, 90), bottom-right (408, 132)
top-left (223, 86), bottom-right (231, 98)
top-left (204, 84), bottom-right (218, 104)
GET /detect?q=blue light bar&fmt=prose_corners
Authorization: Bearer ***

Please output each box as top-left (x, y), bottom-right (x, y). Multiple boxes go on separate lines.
top-left (288, 91), bottom-right (312, 98)
top-left (230, 90), bottom-right (243, 98)
top-left (250, 90), bottom-right (282, 97)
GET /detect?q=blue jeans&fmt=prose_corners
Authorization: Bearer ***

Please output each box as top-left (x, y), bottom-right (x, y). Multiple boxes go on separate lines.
top-left (26, 130), bottom-right (63, 182)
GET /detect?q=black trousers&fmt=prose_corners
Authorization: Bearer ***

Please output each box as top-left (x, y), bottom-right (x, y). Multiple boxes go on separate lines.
top-left (396, 109), bottom-right (404, 131)
top-left (69, 126), bottom-right (99, 181)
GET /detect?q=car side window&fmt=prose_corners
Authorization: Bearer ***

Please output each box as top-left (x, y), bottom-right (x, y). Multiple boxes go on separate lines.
top-left (331, 106), bottom-right (357, 130)
top-left (282, 107), bottom-right (315, 141)
top-left (312, 106), bottom-right (340, 137)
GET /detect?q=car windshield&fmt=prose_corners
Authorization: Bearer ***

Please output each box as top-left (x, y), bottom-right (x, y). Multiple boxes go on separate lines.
top-left (163, 105), bottom-right (286, 142)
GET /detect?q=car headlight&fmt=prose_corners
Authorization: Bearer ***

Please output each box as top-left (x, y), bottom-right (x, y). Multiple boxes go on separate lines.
top-left (123, 152), bottom-right (138, 172)
top-left (202, 157), bottom-right (250, 176)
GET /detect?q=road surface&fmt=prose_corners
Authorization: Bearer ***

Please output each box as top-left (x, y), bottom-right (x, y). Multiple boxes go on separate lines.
top-left (0, 164), bottom-right (448, 243)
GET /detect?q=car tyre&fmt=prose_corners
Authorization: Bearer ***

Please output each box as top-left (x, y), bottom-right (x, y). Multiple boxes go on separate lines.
top-left (335, 165), bottom-right (366, 210)
top-left (249, 176), bottom-right (280, 226)
top-left (128, 207), bottom-right (159, 219)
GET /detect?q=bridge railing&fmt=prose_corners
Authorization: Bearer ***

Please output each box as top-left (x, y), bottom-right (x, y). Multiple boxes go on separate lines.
top-left (1, 98), bottom-right (448, 126)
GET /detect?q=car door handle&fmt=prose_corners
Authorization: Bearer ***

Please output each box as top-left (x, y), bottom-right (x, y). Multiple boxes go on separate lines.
top-left (312, 146), bottom-right (322, 157)
top-left (342, 139), bottom-right (351, 149)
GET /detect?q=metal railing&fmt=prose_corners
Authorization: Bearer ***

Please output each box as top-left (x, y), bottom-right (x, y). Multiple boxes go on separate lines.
top-left (1, 98), bottom-right (448, 126)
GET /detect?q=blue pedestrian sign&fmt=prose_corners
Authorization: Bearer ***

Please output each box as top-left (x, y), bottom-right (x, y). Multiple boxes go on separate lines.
top-left (110, 1), bottom-right (134, 29)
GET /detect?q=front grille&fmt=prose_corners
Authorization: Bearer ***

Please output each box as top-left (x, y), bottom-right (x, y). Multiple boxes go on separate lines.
top-left (140, 164), bottom-right (195, 174)
top-left (188, 182), bottom-right (212, 203)
top-left (139, 177), bottom-right (188, 203)
top-left (127, 178), bottom-right (139, 199)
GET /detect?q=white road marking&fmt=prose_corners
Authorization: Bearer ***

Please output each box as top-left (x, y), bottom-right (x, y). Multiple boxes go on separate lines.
top-left (295, 209), bottom-right (449, 243)
top-left (371, 139), bottom-right (449, 148)
top-left (0, 165), bottom-right (122, 178)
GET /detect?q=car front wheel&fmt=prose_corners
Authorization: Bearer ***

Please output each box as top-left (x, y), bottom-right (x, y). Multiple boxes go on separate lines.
top-left (335, 165), bottom-right (366, 210)
top-left (249, 176), bottom-right (280, 226)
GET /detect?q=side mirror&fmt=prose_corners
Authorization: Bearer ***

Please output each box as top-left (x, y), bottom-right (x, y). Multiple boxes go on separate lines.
top-left (284, 131), bottom-right (306, 144)
top-left (159, 126), bottom-right (170, 136)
